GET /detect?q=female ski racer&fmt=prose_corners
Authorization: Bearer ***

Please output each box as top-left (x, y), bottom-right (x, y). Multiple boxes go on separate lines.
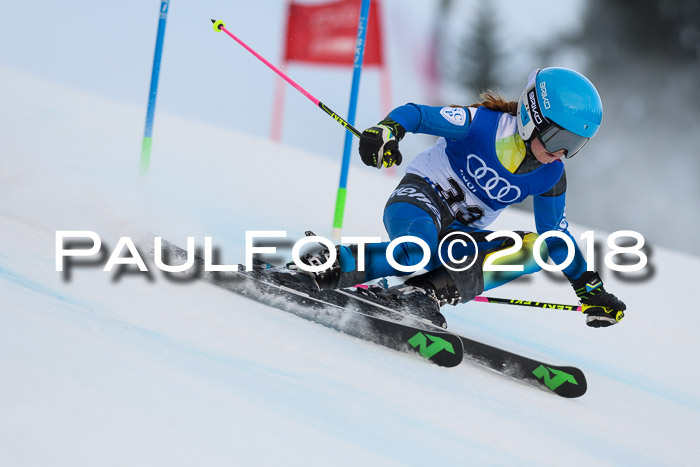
top-left (292, 67), bottom-right (626, 329)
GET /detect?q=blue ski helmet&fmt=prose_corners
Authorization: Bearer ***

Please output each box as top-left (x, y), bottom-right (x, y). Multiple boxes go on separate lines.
top-left (516, 67), bottom-right (603, 158)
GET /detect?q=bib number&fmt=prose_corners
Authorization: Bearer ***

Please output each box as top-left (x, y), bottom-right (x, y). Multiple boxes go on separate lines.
top-left (435, 178), bottom-right (484, 225)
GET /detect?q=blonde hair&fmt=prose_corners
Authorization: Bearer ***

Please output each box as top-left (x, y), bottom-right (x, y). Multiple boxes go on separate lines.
top-left (467, 92), bottom-right (518, 116)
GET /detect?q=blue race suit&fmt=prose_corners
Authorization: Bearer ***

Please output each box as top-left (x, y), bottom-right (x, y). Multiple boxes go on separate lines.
top-left (349, 103), bottom-right (588, 291)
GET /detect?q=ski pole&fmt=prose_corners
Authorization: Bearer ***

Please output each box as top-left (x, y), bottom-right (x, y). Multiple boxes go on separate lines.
top-left (211, 19), bottom-right (362, 139)
top-left (474, 296), bottom-right (583, 312)
top-left (141, 0), bottom-right (171, 175)
top-left (475, 296), bottom-right (625, 322)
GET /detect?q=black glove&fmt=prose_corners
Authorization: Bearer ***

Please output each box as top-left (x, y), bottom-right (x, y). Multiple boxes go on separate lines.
top-left (358, 118), bottom-right (406, 168)
top-left (570, 271), bottom-right (626, 328)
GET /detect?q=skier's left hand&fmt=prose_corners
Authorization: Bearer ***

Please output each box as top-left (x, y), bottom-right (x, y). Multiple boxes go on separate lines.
top-left (359, 118), bottom-right (406, 169)
top-left (570, 271), bottom-right (626, 328)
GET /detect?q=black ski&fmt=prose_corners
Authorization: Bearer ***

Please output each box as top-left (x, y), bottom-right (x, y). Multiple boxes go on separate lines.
top-left (156, 242), bottom-right (463, 367)
top-left (155, 241), bottom-right (586, 397)
top-left (456, 336), bottom-right (587, 398)
top-left (320, 287), bottom-right (587, 398)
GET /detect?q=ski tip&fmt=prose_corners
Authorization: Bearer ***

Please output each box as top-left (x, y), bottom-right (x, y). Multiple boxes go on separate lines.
top-left (546, 366), bottom-right (588, 398)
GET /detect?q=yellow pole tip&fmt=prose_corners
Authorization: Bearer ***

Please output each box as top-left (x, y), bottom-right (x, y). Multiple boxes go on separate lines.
top-left (212, 20), bottom-right (225, 31)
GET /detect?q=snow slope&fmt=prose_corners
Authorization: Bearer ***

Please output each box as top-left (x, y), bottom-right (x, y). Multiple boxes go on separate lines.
top-left (1, 67), bottom-right (699, 466)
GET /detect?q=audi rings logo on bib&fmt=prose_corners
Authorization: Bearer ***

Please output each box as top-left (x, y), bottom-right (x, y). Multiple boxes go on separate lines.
top-left (465, 154), bottom-right (522, 203)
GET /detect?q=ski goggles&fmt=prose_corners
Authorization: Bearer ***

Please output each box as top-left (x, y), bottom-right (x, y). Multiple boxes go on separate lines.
top-left (537, 122), bottom-right (590, 159)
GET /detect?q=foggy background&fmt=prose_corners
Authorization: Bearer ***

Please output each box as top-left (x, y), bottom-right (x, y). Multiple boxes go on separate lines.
top-left (1, 0), bottom-right (698, 255)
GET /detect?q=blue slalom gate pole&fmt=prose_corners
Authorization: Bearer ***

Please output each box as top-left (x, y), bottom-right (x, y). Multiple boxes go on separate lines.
top-left (140, 0), bottom-right (170, 175)
top-left (331, 0), bottom-right (371, 239)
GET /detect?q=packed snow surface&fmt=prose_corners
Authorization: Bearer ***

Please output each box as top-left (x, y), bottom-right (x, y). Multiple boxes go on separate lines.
top-left (1, 68), bottom-right (698, 465)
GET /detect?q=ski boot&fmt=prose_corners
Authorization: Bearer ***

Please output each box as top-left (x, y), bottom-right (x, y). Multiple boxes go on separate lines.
top-left (351, 267), bottom-right (464, 329)
top-left (353, 281), bottom-right (448, 328)
top-left (264, 232), bottom-right (366, 293)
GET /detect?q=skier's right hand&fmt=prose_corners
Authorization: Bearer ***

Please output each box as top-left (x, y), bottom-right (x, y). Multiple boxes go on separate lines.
top-left (359, 118), bottom-right (406, 169)
top-left (570, 271), bottom-right (626, 327)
